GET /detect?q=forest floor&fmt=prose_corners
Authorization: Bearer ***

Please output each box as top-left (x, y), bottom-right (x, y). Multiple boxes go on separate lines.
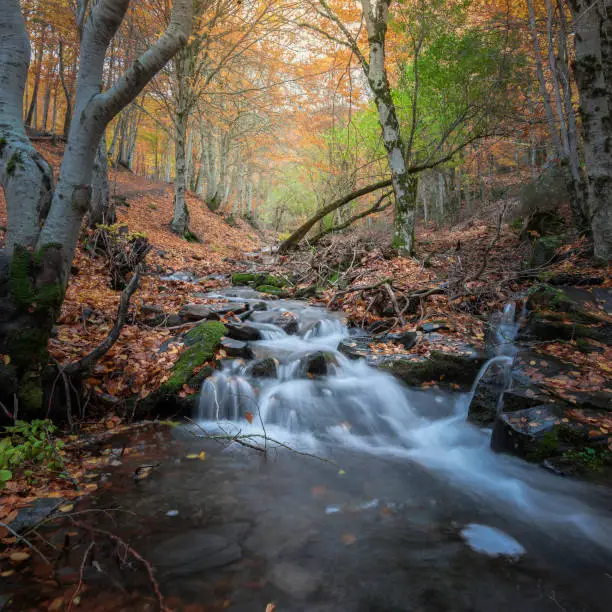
top-left (1, 142), bottom-right (612, 610)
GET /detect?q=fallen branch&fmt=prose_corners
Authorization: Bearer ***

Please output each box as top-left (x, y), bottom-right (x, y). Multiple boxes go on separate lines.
top-left (331, 277), bottom-right (393, 299)
top-left (64, 268), bottom-right (141, 375)
top-left (309, 191), bottom-right (393, 246)
top-left (384, 282), bottom-right (405, 326)
top-left (73, 521), bottom-right (167, 612)
top-left (278, 178), bottom-right (393, 253)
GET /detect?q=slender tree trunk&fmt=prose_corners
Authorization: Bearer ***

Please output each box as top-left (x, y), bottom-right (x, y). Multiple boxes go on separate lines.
top-left (566, 0), bottom-right (612, 259)
top-left (89, 132), bottom-right (113, 227)
top-left (25, 27), bottom-right (47, 128)
top-left (360, 0), bottom-right (417, 255)
top-left (171, 111), bottom-right (190, 234)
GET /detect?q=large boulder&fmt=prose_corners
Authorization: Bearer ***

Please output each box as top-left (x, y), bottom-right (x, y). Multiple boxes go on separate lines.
top-left (520, 285), bottom-right (611, 344)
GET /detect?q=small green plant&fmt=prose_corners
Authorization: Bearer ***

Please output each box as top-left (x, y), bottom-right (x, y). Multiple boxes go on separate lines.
top-left (563, 446), bottom-right (610, 472)
top-left (148, 204), bottom-right (158, 211)
top-left (0, 420), bottom-right (64, 487)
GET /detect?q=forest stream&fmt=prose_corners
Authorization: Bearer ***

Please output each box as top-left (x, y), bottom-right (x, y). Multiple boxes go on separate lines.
top-left (29, 288), bottom-right (611, 612)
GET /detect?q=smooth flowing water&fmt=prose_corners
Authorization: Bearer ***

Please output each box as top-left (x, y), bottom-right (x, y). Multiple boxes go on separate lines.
top-left (187, 294), bottom-right (612, 609)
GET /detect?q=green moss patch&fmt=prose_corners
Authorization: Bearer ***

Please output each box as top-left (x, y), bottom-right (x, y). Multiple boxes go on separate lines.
top-left (231, 273), bottom-right (287, 289)
top-left (256, 284), bottom-right (289, 297)
top-left (163, 321), bottom-right (226, 393)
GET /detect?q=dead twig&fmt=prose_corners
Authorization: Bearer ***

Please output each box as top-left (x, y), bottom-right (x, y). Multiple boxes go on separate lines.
top-left (64, 267), bottom-right (141, 375)
top-left (0, 521), bottom-right (51, 565)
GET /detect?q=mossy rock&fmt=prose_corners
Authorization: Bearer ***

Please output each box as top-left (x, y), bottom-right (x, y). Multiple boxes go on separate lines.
top-left (256, 284), bottom-right (289, 297)
top-left (164, 321), bottom-right (227, 393)
top-left (231, 272), bottom-right (259, 286)
top-left (530, 235), bottom-right (564, 267)
top-left (378, 351), bottom-right (486, 388)
top-left (137, 322), bottom-right (225, 419)
top-left (231, 272), bottom-right (287, 289)
top-left (527, 284), bottom-right (574, 313)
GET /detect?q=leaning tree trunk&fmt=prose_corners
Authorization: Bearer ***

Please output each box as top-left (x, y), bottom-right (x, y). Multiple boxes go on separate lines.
top-left (0, 0), bottom-right (193, 419)
top-left (171, 110), bottom-right (190, 235)
top-left (566, 0), bottom-right (612, 259)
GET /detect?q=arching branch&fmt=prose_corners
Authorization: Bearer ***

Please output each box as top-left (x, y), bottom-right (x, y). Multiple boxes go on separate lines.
top-left (278, 178), bottom-right (393, 253)
top-left (309, 190), bottom-right (393, 245)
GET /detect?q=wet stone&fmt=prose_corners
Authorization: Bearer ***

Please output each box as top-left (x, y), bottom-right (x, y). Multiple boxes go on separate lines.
top-left (249, 310), bottom-right (299, 334)
top-left (297, 351), bottom-right (339, 378)
top-left (151, 531), bottom-right (242, 576)
top-left (491, 405), bottom-right (564, 459)
top-left (245, 357), bottom-right (279, 378)
top-left (384, 331), bottom-right (418, 349)
top-left (225, 323), bottom-right (263, 342)
top-left (220, 338), bottom-right (254, 358)
top-left (179, 302), bottom-right (249, 321)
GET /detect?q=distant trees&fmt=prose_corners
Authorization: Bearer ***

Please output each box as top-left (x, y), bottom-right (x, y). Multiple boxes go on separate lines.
top-left (0, 0), bottom-right (193, 417)
top-left (284, 0), bottom-right (519, 253)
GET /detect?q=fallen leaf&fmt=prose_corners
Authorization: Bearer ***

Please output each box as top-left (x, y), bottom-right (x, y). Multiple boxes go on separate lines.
top-left (342, 533), bottom-right (357, 545)
top-left (245, 411), bottom-right (254, 424)
top-left (10, 551), bottom-right (30, 562)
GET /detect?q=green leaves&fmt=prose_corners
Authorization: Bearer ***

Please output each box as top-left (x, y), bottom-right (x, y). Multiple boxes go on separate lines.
top-left (0, 420), bottom-right (62, 481)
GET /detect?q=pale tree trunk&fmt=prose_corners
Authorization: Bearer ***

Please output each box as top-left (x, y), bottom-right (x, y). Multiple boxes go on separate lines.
top-left (360, 0), bottom-right (417, 255)
top-left (0, 0), bottom-right (193, 417)
top-left (565, 0), bottom-right (612, 259)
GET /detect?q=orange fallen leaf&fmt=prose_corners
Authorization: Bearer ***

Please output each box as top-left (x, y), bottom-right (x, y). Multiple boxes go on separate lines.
top-left (245, 411), bottom-right (254, 424)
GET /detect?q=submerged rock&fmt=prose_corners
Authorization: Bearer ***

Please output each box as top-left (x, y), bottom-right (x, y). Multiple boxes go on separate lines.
top-left (249, 310), bottom-right (299, 334)
top-left (268, 562), bottom-right (321, 598)
top-left (151, 531), bottom-right (241, 576)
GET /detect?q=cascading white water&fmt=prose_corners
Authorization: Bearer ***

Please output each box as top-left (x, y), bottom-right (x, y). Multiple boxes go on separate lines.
top-left (197, 297), bottom-right (612, 553)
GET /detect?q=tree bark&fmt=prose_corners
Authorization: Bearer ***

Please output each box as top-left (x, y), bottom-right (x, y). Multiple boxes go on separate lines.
top-left (89, 132), bottom-right (114, 227)
top-left (171, 110), bottom-right (190, 235)
top-left (360, 0), bottom-right (417, 255)
top-left (565, 0), bottom-right (612, 259)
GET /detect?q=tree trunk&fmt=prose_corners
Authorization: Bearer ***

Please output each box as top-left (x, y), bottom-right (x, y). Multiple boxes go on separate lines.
top-left (566, 0), bottom-right (612, 258)
top-left (171, 111), bottom-right (190, 235)
top-left (361, 0), bottom-right (416, 255)
top-left (89, 132), bottom-right (114, 227)
top-left (1, 0), bottom-right (193, 418)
